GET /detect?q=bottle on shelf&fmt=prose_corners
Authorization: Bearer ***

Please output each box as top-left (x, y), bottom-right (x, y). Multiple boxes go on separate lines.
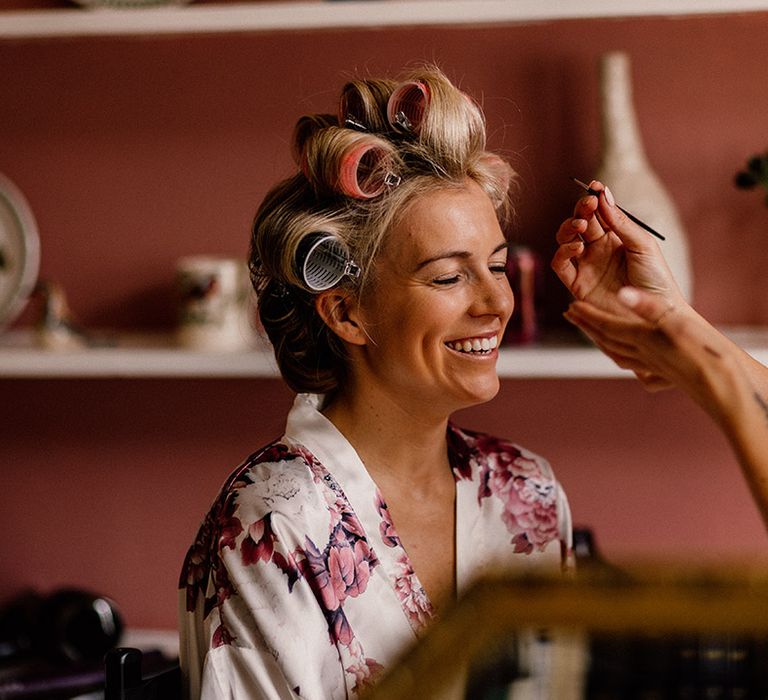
top-left (597, 51), bottom-right (694, 302)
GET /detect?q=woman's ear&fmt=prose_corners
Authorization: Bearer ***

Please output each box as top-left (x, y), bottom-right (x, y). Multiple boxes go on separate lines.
top-left (315, 290), bottom-right (368, 346)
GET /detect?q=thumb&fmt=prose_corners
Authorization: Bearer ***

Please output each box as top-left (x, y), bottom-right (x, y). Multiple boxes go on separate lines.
top-left (591, 182), bottom-right (658, 251)
top-left (617, 286), bottom-right (674, 324)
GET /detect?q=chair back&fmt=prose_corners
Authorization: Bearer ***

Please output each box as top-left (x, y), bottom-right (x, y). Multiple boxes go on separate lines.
top-left (105, 647), bottom-right (181, 700)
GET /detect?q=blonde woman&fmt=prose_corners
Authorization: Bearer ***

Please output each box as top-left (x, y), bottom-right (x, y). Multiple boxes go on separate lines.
top-left (179, 67), bottom-right (572, 700)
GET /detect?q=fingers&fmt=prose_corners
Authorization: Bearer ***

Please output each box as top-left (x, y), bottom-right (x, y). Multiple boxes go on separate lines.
top-left (556, 195), bottom-right (605, 246)
top-left (555, 215), bottom-right (587, 245)
top-left (617, 286), bottom-right (676, 325)
top-left (589, 180), bottom-right (659, 253)
top-left (564, 303), bottom-right (644, 358)
top-left (550, 240), bottom-right (584, 289)
top-left (635, 371), bottom-right (674, 393)
top-left (567, 317), bottom-right (655, 376)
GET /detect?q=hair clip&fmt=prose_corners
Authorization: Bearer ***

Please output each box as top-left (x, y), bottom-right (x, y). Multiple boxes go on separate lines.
top-left (344, 116), bottom-right (368, 131)
top-left (296, 232), bottom-right (361, 292)
top-left (387, 81), bottom-right (430, 134)
top-left (393, 111), bottom-right (412, 131)
top-left (273, 281), bottom-right (291, 298)
top-left (384, 171), bottom-right (401, 188)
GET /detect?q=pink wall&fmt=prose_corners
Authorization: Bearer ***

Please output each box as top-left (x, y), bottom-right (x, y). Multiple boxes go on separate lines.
top-left (2, 9), bottom-right (768, 630)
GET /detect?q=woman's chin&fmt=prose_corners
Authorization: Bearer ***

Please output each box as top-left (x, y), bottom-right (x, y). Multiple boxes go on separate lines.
top-left (451, 376), bottom-right (501, 411)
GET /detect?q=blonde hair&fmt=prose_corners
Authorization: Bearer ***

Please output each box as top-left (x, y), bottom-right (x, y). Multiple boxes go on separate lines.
top-left (249, 65), bottom-right (516, 394)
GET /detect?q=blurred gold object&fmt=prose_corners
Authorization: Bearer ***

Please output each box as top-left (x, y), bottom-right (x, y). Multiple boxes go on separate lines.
top-left (365, 567), bottom-right (768, 700)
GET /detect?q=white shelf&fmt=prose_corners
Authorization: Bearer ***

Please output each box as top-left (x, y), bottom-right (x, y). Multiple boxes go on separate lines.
top-left (2, 0), bottom-right (768, 39)
top-left (3, 326), bottom-right (768, 379)
top-left (0, 330), bottom-right (281, 378)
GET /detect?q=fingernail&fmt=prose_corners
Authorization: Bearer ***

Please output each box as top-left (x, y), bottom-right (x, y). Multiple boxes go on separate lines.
top-left (618, 286), bottom-right (640, 307)
top-left (604, 186), bottom-right (615, 207)
top-left (571, 218), bottom-right (585, 228)
top-left (588, 180), bottom-right (603, 190)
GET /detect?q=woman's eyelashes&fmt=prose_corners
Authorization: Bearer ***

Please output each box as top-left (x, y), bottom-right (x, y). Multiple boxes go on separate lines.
top-left (432, 274), bottom-right (461, 286)
top-left (489, 263), bottom-right (507, 276)
top-left (431, 262), bottom-right (508, 286)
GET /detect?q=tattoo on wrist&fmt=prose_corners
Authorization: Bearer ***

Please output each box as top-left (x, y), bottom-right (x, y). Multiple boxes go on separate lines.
top-left (753, 392), bottom-right (768, 423)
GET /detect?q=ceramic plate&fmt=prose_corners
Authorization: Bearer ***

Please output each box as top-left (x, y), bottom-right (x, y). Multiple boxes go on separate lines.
top-left (0, 173), bottom-right (40, 330)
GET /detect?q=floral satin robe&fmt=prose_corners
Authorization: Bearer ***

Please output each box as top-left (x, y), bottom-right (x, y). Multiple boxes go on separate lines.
top-left (179, 394), bottom-right (572, 699)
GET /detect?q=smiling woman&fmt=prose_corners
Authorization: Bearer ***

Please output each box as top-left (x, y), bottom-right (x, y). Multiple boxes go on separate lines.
top-left (333, 181), bottom-right (515, 418)
top-left (178, 65), bottom-right (573, 700)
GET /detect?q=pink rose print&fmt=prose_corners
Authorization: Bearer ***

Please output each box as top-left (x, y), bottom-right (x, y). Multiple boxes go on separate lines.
top-left (454, 427), bottom-right (560, 554)
top-left (225, 458), bottom-right (381, 654)
top-left (180, 489), bottom-right (243, 615)
top-left (393, 555), bottom-right (433, 631)
top-left (181, 444), bottom-right (383, 665)
top-left (500, 475), bottom-right (558, 553)
top-left (241, 512), bottom-right (277, 565)
top-left (375, 491), bottom-right (400, 548)
top-left (300, 523), bottom-right (377, 646)
top-left (374, 490), bottom-right (434, 633)
top-left (346, 656), bottom-right (385, 694)
top-left (212, 623), bottom-right (235, 648)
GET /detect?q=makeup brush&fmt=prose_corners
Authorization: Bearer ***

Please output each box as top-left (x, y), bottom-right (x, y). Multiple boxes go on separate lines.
top-left (571, 177), bottom-right (666, 241)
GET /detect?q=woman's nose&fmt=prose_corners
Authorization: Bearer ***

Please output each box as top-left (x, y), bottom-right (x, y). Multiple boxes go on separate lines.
top-left (471, 271), bottom-right (514, 320)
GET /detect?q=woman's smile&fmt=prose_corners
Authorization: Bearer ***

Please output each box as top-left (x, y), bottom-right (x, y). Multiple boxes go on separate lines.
top-left (445, 333), bottom-right (500, 355)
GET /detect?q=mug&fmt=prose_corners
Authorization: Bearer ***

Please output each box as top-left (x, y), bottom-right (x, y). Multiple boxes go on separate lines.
top-left (175, 256), bottom-right (256, 351)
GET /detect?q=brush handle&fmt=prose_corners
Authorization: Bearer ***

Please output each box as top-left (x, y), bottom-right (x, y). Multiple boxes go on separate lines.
top-left (571, 177), bottom-right (666, 241)
top-left (617, 205), bottom-right (666, 241)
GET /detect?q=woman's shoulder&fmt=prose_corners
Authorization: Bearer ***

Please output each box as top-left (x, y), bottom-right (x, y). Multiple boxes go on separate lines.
top-left (447, 423), bottom-right (555, 481)
top-left (178, 438), bottom-right (328, 600)
top-left (214, 438), bottom-right (329, 519)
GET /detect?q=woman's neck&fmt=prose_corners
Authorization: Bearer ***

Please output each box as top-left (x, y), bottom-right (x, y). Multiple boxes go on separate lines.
top-left (322, 385), bottom-right (452, 488)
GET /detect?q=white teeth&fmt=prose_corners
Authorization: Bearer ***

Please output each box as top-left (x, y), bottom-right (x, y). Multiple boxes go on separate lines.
top-left (448, 336), bottom-right (499, 354)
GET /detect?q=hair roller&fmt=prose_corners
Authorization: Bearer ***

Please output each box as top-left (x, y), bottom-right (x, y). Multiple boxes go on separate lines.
top-left (292, 114), bottom-right (338, 167)
top-left (387, 81), bottom-right (430, 134)
top-left (393, 68), bottom-right (486, 173)
top-left (338, 139), bottom-right (397, 199)
top-left (339, 79), bottom-right (394, 133)
top-left (302, 126), bottom-right (399, 200)
top-left (294, 231), bottom-right (360, 292)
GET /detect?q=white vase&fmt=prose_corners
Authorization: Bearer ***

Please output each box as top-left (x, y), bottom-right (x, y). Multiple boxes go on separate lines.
top-left (596, 51), bottom-right (693, 302)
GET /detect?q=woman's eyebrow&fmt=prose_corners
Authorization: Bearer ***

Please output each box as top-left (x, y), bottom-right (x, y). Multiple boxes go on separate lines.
top-left (414, 240), bottom-right (510, 271)
top-left (414, 250), bottom-right (471, 271)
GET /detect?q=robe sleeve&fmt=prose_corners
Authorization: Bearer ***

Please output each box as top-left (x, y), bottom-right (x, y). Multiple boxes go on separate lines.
top-left (179, 454), bottom-right (349, 700)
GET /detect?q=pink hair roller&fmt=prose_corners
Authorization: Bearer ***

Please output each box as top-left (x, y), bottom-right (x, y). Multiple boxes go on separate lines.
top-left (338, 141), bottom-right (391, 199)
top-left (387, 81), bottom-right (430, 133)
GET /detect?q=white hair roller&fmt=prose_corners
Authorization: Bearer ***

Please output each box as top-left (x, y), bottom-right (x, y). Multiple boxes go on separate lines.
top-left (296, 232), bottom-right (360, 292)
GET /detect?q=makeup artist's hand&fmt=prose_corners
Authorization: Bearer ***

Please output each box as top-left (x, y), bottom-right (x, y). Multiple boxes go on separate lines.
top-left (564, 286), bottom-right (743, 404)
top-left (551, 180), bottom-right (686, 318)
